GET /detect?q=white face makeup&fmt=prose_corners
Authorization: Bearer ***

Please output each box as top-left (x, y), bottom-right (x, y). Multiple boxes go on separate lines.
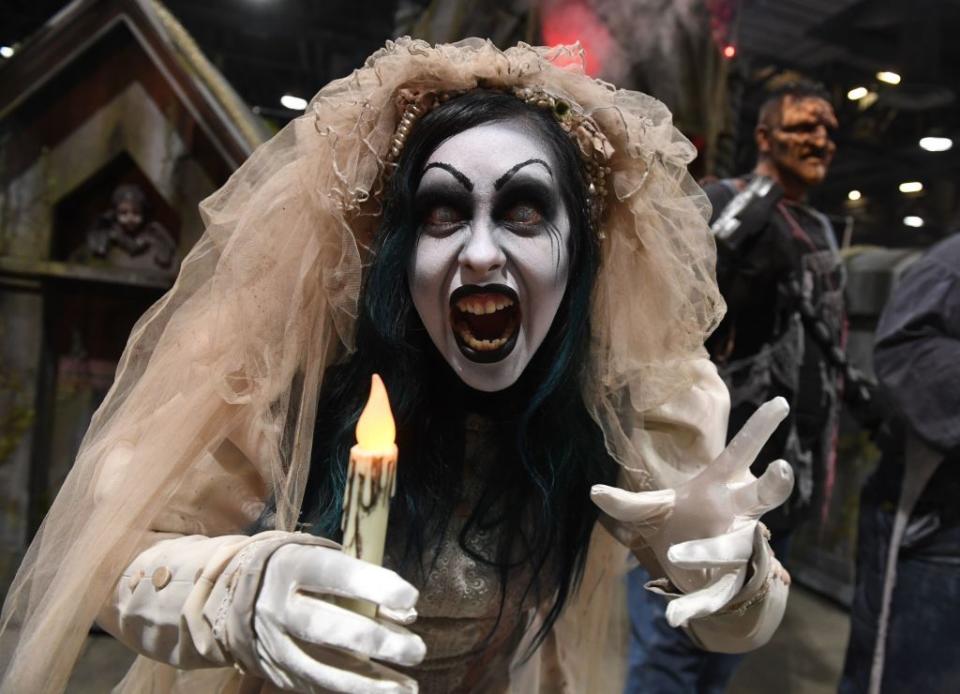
top-left (408, 120), bottom-right (572, 392)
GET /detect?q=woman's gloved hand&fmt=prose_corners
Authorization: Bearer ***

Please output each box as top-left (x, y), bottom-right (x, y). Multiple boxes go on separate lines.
top-left (591, 397), bottom-right (794, 628)
top-left (253, 544), bottom-right (426, 693)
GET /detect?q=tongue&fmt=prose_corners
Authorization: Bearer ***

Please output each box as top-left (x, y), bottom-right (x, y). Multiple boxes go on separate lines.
top-left (464, 310), bottom-right (511, 340)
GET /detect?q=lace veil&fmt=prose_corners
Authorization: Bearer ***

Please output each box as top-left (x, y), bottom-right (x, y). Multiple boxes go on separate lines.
top-left (0, 38), bottom-right (722, 692)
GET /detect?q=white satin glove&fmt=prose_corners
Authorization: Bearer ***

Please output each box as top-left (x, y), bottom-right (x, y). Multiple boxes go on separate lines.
top-left (591, 397), bottom-right (794, 628)
top-left (253, 544), bottom-right (426, 693)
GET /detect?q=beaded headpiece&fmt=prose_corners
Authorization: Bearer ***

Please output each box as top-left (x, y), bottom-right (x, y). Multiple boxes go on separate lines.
top-left (385, 86), bottom-right (615, 230)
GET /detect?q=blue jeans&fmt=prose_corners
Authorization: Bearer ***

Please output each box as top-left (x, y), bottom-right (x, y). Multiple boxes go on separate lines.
top-left (839, 492), bottom-right (960, 693)
top-left (625, 533), bottom-right (792, 694)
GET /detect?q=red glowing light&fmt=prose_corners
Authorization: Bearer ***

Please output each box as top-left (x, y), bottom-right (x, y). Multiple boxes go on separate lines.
top-left (541, 0), bottom-right (613, 77)
top-left (722, 44), bottom-right (736, 59)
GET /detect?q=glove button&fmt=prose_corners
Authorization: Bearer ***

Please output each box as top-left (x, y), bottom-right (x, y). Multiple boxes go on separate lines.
top-left (152, 566), bottom-right (172, 590)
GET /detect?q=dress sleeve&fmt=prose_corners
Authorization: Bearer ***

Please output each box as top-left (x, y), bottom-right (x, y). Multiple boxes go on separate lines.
top-left (874, 251), bottom-right (960, 454)
top-left (627, 356), bottom-right (729, 493)
top-left (94, 412), bottom-right (337, 672)
top-left (643, 527), bottom-right (791, 653)
top-left (96, 531), bottom-right (337, 671)
top-left (627, 356), bottom-right (790, 652)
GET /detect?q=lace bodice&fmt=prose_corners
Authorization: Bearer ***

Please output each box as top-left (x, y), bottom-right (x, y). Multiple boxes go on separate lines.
top-left (383, 415), bottom-right (536, 693)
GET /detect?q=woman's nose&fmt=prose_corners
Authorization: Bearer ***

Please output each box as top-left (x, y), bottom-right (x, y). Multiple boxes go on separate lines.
top-left (459, 221), bottom-right (505, 279)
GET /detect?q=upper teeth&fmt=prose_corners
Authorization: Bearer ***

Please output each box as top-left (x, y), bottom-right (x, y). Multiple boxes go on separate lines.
top-left (456, 296), bottom-right (514, 315)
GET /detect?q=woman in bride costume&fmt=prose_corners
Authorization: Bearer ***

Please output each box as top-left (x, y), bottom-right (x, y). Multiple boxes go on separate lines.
top-left (0, 38), bottom-right (794, 693)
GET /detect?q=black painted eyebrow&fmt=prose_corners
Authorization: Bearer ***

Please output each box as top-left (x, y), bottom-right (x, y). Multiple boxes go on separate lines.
top-left (422, 162), bottom-right (474, 192)
top-left (494, 159), bottom-right (553, 190)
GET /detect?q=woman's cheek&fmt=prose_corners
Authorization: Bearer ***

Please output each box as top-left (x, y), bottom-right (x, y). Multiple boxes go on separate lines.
top-left (410, 236), bottom-right (458, 298)
top-left (504, 235), bottom-right (568, 289)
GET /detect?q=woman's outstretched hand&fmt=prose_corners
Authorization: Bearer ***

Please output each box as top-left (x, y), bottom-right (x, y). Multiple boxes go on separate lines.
top-left (253, 545), bottom-right (426, 693)
top-left (591, 397), bottom-right (794, 628)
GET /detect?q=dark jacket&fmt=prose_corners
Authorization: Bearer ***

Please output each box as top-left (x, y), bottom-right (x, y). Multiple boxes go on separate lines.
top-left (867, 233), bottom-right (960, 533)
top-left (703, 177), bottom-right (845, 531)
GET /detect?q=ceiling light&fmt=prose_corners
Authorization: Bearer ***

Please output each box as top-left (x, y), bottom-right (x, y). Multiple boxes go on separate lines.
top-left (899, 181), bottom-right (923, 194)
top-left (847, 86), bottom-right (868, 101)
top-left (280, 94), bottom-right (307, 111)
top-left (847, 190), bottom-right (862, 201)
top-left (0, 46), bottom-right (14, 59)
top-left (919, 136), bottom-right (953, 152)
top-left (903, 216), bottom-right (923, 228)
top-left (876, 71), bottom-right (901, 85)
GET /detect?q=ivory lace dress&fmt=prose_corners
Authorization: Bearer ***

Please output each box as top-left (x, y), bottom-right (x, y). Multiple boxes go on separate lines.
top-left (385, 415), bottom-right (539, 693)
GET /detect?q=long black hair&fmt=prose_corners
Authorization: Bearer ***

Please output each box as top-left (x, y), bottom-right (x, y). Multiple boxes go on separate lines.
top-left (300, 90), bottom-right (618, 649)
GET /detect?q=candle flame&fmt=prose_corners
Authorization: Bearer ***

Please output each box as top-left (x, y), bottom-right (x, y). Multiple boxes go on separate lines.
top-left (355, 374), bottom-right (395, 450)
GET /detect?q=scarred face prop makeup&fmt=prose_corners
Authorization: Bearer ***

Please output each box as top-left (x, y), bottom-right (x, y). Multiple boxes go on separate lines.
top-left (408, 120), bottom-right (571, 392)
top-left (764, 96), bottom-right (838, 187)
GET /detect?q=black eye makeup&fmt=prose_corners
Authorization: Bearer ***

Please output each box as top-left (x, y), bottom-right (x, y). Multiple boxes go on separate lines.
top-left (493, 177), bottom-right (556, 230)
top-left (414, 168), bottom-right (560, 237)
top-left (502, 203), bottom-right (544, 226)
top-left (414, 183), bottom-right (472, 235)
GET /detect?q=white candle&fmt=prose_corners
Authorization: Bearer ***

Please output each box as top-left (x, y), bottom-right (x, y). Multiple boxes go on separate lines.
top-left (340, 374), bottom-right (398, 616)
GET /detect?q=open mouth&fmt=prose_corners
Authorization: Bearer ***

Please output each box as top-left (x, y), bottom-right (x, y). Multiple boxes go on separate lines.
top-left (449, 284), bottom-right (521, 363)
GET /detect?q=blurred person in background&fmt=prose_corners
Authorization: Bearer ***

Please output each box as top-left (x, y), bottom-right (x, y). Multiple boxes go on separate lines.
top-left (840, 232), bottom-right (960, 693)
top-left (626, 81), bottom-right (869, 693)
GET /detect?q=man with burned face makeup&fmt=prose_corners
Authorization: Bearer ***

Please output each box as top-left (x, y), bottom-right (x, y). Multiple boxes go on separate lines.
top-left (707, 83), bottom-right (843, 538)
top-left (626, 82), bottom-right (845, 694)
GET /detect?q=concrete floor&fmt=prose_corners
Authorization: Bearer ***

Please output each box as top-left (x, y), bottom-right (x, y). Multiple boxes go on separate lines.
top-left (729, 586), bottom-right (850, 694)
top-left (66, 585), bottom-right (849, 693)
